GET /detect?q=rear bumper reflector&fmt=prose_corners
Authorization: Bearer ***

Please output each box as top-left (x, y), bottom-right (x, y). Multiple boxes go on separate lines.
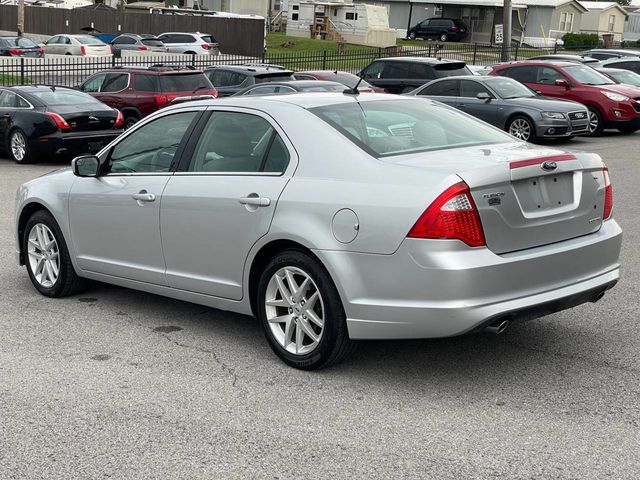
top-left (509, 153), bottom-right (577, 170)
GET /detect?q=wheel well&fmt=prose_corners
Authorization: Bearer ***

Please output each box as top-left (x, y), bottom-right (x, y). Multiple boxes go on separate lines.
top-left (17, 203), bottom-right (50, 264)
top-left (248, 240), bottom-right (318, 317)
top-left (121, 108), bottom-right (141, 119)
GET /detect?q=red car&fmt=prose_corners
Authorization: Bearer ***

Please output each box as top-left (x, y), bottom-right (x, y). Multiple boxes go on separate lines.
top-left (491, 61), bottom-right (640, 135)
top-left (294, 70), bottom-right (385, 93)
top-left (79, 65), bottom-right (218, 129)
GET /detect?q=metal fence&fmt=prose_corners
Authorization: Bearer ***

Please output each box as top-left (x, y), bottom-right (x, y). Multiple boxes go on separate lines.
top-left (0, 42), bottom-right (588, 88)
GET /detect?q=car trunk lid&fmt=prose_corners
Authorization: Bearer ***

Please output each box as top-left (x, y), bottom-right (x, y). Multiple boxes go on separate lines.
top-left (56, 105), bottom-right (117, 131)
top-left (389, 143), bottom-right (608, 254)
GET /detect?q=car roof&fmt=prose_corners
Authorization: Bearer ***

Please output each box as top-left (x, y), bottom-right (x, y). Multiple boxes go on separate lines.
top-left (206, 64), bottom-right (293, 75)
top-left (496, 60), bottom-right (583, 68)
top-left (100, 65), bottom-right (202, 74)
top-left (602, 56), bottom-right (640, 62)
top-left (373, 56), bottom-right (464, 65)
top-left (251, 80), bottom-right (345, 88)
top-left (297, 70), bottom-right (355, 75)
top-left (587, 48), bottom-right (640, 54)
top-left (170, 92), bottom-right (414, 111)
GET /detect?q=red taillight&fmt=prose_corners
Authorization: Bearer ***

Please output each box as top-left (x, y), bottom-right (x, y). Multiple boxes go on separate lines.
top-left (603, 163), bottom-right (613, 220)
top-left (114, 110), bottom-right (124, 128)
top-left (8, 49), bottom-right (24, 55)
top-left (407, 181), bottom-right (486, 247)
top-left (137, 46), bottom-right (149, 51)
top-left (201, 44), bottom-right (210, 49)
top-left (450, 26), bottom-right (458, 32)
top-left (37, 48), bottom-right (44, 55)
top-left (45, 112), bottom-right (71, 130)
top-left (153, 94), bottom-right (178, 107)
top-left (80, 45), bottom-right (86, 55)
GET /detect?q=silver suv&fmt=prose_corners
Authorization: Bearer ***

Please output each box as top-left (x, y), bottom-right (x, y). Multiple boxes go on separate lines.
top-left (157, 32), bottom-right (219, 55)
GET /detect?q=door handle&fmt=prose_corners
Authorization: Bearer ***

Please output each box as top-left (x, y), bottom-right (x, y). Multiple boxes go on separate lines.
top-left (535, 90), bottom-right (542, 94)
top-left (132, 190), bottom-right (156, 202)
top-left (239, 195), bottom-right (271, 207)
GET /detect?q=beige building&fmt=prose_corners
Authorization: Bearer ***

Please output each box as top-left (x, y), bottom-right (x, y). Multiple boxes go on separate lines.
top-left (579, 1), bottom-right (628, 42)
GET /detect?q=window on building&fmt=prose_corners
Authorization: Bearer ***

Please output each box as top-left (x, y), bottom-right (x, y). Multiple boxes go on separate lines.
top-left (608, 15), bottom-right (615, 32)
top-left (292, 13), bottom-right (299, 20)
top-left (292, 4), bottom-right (299, 10)
top-left (346, 12), bottom-right (358, 20)
top-left (559, 12), bottom-right (574, 32)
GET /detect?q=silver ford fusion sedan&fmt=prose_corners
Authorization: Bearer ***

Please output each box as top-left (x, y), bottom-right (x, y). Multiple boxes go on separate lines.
top-left (14, 94), bottom-right (622, 370)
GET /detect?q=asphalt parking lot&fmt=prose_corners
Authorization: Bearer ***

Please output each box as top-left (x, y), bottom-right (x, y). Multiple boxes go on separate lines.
top-left (1, 133), bottom-right (639, 479)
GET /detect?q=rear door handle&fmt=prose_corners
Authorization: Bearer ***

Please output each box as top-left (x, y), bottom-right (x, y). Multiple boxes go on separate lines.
top-left (239, 195), bottom-right (271, 207)
top-left (132, 190), bottom-right (156, 202)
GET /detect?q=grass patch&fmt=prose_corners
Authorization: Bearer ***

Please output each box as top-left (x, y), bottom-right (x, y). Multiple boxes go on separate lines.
top-left (266, 32), bottom-right (378, 54)
top-left (0, 74), bottom-right (30, 86)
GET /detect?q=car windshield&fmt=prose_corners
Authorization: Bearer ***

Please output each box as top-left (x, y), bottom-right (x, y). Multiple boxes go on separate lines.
top-left (485, 77), bottom-right (536, 98)
top-left (159, 73), bottom-right (213, 92)
top-left (255, 74), bottom-right (295, 83)
top-left (75, 36), bottom-right (105, 45)
top-left (29, 89), bottom-right (103, 106)
top-left (564, 65), bottom-right (615, 85)
top-left (433, 63), bottom-right (472, 77)
top-left (607, 70), bottom-right (640, 86)
top-left (310, 99), bottom-right (512, 158)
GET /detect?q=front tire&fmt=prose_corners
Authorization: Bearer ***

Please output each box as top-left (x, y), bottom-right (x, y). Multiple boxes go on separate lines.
top-left (9, 128), bottom-right (32, 164)
top-left (587, 107), bottom-right (604, 136)
top-left (23, 210), bottom-right (87, 298)
top-left (439, 33), bottom-right (448, 42)
top-left (408, 30), bottom-right (417, 40)
top-left (507, 116), bottom-right (536, 143)
top-left (256, 249), bottom-right (354, 370)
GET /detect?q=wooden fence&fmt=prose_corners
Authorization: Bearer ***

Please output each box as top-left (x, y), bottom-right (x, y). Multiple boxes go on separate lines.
top-left (0, 5), bottom-right (265, 56)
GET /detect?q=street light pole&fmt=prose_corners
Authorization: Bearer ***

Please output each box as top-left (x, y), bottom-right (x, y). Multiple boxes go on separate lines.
top-left (501, 0), bottom-right (512, 61)
top-left (17, 0), bottom-right (24, 36)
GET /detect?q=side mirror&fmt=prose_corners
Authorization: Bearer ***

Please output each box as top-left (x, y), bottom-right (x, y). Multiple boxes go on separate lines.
top-left (555, 78), bottom-right (570, 89)
top-left (476, 92), bottom-right (491, 100)
top-left (72, 155), bottom-right (100, 177)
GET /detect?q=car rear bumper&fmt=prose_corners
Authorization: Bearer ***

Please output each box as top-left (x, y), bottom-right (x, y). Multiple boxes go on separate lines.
top-left (31, 130), bottom-right (122, 158)
top-left (314, 219), bottom-right (622, 339)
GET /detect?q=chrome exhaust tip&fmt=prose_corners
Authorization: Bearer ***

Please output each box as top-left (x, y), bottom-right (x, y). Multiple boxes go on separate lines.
top-left (592, 290), bottom-right (606, 303)
top-left (484, 319), bottom-right (510, 334)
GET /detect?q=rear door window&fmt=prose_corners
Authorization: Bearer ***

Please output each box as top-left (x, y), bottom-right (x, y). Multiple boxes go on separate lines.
top-left (101, 73), bottom-right (129, 92)
top-left (419, 79), bottom-right (459, 96)
top-left (361, 61), bottom-right (384, 79)
top-left (613, 61), bottom-right (640, 73)
top-left (496, 66), bottom-right (537, 83)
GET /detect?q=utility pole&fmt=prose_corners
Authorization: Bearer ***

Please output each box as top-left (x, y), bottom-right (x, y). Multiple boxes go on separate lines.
top-left (406, 0), bottom-right (413, 38)
top-left (501, 0), bottom-right (512, 61)
top-left (17, 0), bottom-right (24, 36)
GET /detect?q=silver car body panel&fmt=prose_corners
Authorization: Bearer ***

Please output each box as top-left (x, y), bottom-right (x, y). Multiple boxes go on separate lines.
top-left (15, 94), bottom-right (622, 339)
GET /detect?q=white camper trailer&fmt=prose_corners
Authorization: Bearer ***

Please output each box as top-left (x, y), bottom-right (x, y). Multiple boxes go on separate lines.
top-left (286, 0), bottom-right (396, 47)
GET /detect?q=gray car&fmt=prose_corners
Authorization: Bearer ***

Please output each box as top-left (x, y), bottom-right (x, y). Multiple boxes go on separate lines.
top-left (409, 76), bottom-right (589, 142)
top-left (14, 94), bottom-right (621, 370)
top-left (109, 34), bottom-right (167, 58)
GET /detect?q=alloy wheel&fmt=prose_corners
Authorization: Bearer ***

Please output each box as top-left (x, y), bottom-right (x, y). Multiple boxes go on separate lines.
top-left (588, 110), bottom-right (599, 134)
top-left (509, 118), bottom-right (531, 141)
top-left (265, 266), bottom-right (325, 355)
top-left (10, 131), bottom-right (26, 162)
top-left (27, 223), bottom-right (60, 288)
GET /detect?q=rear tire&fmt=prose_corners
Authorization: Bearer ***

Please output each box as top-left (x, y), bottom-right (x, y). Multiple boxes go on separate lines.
top-left (587, 107), bottom-right (604, 136)
top-left (256, 249), bottom-right (355, 370)
top-left (124, 114), bottom-right (139, 130)
top-left (23, 210), bottom-right (88, 298)
top-left (439, 33), bottom-right (448, 42)
top-left (9, 128), bottom-right (33, 164)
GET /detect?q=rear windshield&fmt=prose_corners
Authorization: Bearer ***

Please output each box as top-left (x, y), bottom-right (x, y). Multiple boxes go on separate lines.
top-left (28, 89), bottom-right (103, 106)
top-left (255, 74), bottom-right (296, 83)
top-left (76, 36), bottom-right (105, 45)
top-left (433, 63), bottom-right (472, 77)
top-left (159, 73), bottom-right (213, 92)
top-left (141, 39), bottom-right (163, 47)
top-left (301, 84), bottom-right (346, 92)
top-left (200, 35), bottom-right (217, 44)
top-left (310, 99), bottom-right (512, 157)
top-left (0, 37), bottom-right (38, 48)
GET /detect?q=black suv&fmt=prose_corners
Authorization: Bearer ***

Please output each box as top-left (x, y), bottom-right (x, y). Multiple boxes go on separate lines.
top-left (204, 65), bottom-right (296, 97)
top-left (407, 18), bottom-right (468, 42)
top-left (359, 57), bottom-right (471, 94)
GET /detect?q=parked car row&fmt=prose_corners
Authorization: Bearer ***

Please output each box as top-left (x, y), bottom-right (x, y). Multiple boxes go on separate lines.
top-left (4, 48), bottom-right (640, 164)
top-left (0, 32), bottom-right (221, 58)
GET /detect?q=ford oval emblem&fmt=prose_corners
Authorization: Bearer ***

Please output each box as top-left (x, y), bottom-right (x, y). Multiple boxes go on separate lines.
top-left (541, 161), bottom-right (558, 171)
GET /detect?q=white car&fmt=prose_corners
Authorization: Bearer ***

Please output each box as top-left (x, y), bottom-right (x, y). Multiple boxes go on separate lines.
top-left (157, 32), bottom-right (220, 55)
top-left (43, 34), bottom-right (112, 57)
